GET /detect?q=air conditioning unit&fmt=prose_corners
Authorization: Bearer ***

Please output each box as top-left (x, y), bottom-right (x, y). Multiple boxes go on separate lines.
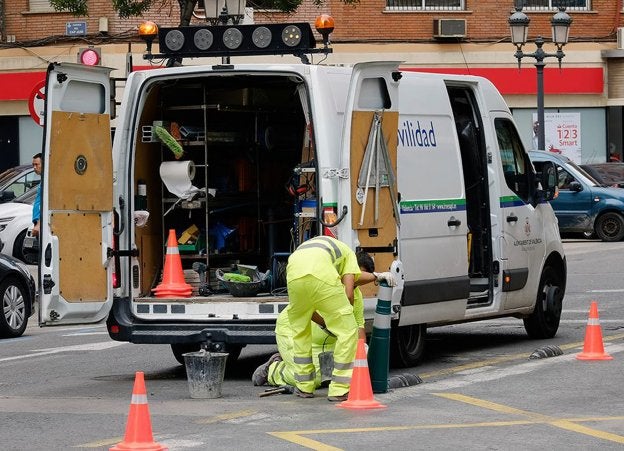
top-left (618, 27), bottom-right (624, 49)
top-left (433, 19), bottom-right (466, 39)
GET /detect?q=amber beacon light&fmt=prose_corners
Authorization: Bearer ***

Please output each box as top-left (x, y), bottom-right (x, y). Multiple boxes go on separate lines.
top-left (138, 21), bottom-right (159, 54)
top-left (315, 14), bottom-right (335, 47)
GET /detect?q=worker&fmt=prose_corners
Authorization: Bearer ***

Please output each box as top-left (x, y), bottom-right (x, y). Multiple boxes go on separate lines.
top-left (252, 241), bottom-right (396, 401)
top-left (31, 153), bottom-right (42, 237)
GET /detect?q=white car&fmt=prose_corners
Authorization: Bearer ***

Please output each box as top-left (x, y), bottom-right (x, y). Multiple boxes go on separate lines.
top-left (0, 189), bottom-right (35, 263)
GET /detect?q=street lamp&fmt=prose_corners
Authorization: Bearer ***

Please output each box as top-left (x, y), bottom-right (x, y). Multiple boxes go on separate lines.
top-left (508, 6), bottom-right (572, 151)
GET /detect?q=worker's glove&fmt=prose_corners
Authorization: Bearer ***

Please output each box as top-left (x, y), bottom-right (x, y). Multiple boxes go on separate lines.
top-left (373, 271), bottom-right (396, 287)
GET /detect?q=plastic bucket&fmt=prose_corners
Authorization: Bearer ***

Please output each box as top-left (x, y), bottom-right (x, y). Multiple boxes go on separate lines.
top-left (183, 350), bottom-right (229, 399)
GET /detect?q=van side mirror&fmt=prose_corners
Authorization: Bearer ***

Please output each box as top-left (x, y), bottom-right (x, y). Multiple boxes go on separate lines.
top-left (538, 161), bottom-right (557, 201)
top-left (0, 190), bottom-right (15, 202)
top-left (568, 181), bottom-right (583, 192)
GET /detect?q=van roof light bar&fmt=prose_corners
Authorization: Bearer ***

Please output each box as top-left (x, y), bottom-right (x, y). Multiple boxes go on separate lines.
top-left (140, 20), bottom-right (333, 64)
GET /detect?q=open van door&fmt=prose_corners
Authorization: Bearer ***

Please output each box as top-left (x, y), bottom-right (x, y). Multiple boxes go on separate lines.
top-left (339, 62), bottom-right (401, 298)
top-left (39, 63), bottom-right (114, 326)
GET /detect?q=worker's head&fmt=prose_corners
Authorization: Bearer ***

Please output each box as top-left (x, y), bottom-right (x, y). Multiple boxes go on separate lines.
top-left (356, 250), bottom-right (375, 273)
top-left (32, 153), bottom-right (42, 176)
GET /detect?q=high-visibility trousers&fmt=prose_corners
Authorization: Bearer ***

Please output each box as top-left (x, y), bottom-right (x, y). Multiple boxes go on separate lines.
top-left (287, 274), bottom-right (357, 396)
top-left (268, 311), bottom-right (337, 389)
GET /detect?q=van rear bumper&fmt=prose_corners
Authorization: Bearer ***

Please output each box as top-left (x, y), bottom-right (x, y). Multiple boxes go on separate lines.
top-left (105, 297), bottom-right (277, 346)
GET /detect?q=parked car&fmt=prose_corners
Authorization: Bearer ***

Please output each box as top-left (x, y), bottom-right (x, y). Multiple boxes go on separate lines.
top-left (0, 165), bottom-right (38, 203)
top-left (529, 151), bottom-right (624, 241)
top-left (0, 248), bottom-right (36, 337)
top-left (580, 163), bottom-right (624, 188)
top-left (0, 187), bottom-right (37, 262)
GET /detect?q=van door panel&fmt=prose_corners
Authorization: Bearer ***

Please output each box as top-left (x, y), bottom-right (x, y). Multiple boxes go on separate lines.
top-left (340, 62), bottom-right (401, 298)
top-left (39, 63), bottom-right (113, 326)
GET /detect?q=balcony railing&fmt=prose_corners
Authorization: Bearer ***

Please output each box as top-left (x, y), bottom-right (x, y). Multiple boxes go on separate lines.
top-left (386, 0), bottom-right (463, 11)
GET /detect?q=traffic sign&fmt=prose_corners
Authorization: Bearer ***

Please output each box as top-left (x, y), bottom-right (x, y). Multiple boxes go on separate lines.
top-left (28, 80), bottom-right (46, 126)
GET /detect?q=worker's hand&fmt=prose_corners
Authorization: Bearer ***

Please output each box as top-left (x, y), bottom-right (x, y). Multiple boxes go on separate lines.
top-left (32, 222), bottom-right (40, 238)
top-left (374, 271), bottom-right (396, 287)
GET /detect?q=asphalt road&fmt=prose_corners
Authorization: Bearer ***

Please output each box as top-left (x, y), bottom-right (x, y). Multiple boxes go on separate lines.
top-left (1, 238), bottom-right (623, 450)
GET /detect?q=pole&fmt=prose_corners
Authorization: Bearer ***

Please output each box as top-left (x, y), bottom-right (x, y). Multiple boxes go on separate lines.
top-left (534, 37), bottom-right (547, 151)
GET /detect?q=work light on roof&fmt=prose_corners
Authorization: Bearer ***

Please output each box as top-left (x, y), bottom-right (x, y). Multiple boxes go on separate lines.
top-left (139, 15), bottom-right (335, 64)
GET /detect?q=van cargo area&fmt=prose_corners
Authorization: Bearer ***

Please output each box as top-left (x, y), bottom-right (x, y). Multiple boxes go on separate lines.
top-left (131, 73), bottom-right (317, 300)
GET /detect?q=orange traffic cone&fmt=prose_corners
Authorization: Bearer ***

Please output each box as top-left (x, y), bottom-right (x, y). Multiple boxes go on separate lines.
top-left (338, 338), bottom-right (387, 410)
top-left (152, 229), bottom-right (192, 298)
top-left (576, 301), bottom-right (613, 361)
top-left (110, 372), bottom-right (167, 451)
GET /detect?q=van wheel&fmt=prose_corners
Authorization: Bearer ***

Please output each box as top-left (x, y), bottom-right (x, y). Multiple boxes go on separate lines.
top-left (389, 324), bottom-right (426, 368)
top-left (171, 343), bottom-right (243, 365)
top-left (523, 266), bottom-right (564, 339)
top-left (595, 212), bottom-right (624, 242)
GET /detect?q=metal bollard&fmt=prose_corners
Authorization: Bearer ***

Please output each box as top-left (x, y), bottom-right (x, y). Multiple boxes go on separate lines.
top-left (367, 281), bottom-right (392, 393)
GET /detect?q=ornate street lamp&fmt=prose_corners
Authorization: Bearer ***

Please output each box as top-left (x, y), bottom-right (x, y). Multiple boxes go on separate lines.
top-left (509, 5), bottom-right (572, 151)
top-left (194, 0), bottom-right (246, 25)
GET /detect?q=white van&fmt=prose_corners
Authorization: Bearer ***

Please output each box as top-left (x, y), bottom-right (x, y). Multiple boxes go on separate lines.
top-left (38, 21), bottom-right (566, 367)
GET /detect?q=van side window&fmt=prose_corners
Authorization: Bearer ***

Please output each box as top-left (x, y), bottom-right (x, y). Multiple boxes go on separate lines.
top-left (495, 118), bottom-right (531, 202)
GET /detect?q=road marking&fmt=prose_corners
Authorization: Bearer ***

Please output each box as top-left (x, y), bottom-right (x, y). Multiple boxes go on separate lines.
top-left (437, 393), bottom-right (624, 444)
top-left (62, 331), bottom-right (110, 336)
top-left (195, 409), bottom-right (258, 424)
top-left (587, 289), bottom-right (624, 293)
top-left (0, 341), bottom-right (126, 363)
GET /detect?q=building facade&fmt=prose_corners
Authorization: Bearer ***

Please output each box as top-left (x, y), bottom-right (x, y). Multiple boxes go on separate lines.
top-left (0, 0), bottom-right (623, 167)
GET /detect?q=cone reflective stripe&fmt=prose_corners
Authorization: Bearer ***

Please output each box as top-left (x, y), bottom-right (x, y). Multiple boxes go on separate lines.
top-left (110, 372), bottom-right (168, 451)
top-left (152, 229), bottom-right (192, 298)
top-left (338, 338), bottom-right (386, 410)
top-left (368, 282), bottom-right (392, 393)
top-left (576, 301), bottom-right (613, 361)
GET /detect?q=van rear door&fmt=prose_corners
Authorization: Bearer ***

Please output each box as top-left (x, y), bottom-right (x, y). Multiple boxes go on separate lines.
top-left (39, 63), bottom-right (114, 326)
top-left (340, 62), bottom-right (401, 293)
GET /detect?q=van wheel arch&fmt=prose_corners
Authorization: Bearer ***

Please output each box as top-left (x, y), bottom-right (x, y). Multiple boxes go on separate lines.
top-left (390, 323), bottom-right (427, 368)
top-left (523, 264), bottom-right (565, 339)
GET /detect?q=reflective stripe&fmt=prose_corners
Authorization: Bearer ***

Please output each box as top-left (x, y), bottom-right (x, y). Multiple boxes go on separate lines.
top-left (333, 361), bottom-right (354, 371)
top-left (295, 372), bottom-right (316, 382)
top-left (131, 394), bottom-right (148, 404)
top-left (166, 246), bottom-right (180, 255)
top-left (587, 318), bottom-right (600, 326)
top-left (373, 312), bottom-right (391, 329)
top-left (318, 236), bottom-right (342, 259)
top-left (353, 358), bottom-right (368, 367)
top-left (294, 356), bottom-right (313, 364)
top-left (331, 375), bottom-right (351, 384)
top-left (297, 242), bottom-right (335, 260)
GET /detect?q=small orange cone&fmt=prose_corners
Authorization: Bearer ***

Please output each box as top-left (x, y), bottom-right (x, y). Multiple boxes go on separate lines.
top-left (152, 229), bottom-right (192, 298)
top-left (338, 338), bottom-right (386, 410)
top-left (110, 372), bottom-right (167, 451)
top-left (576, 301), bottom-right (613, 361)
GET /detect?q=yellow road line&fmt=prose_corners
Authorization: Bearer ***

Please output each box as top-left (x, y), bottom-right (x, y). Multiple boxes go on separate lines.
top-left (437, 393), bottom-right (624, 445)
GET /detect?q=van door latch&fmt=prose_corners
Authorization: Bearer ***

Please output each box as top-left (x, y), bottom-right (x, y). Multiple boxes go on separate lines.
top-left (107, 248), bottom-right (139, 258)
top-left (42, 275), bottom-right (55, 294)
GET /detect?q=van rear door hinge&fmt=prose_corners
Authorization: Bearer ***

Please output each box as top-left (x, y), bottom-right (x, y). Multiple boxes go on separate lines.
top-left (42, 275), bottom-right (55, 294)
top-left (107, 248), bottom-right (139, 258)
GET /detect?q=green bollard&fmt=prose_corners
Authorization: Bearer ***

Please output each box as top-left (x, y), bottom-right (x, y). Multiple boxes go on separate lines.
top-left (367, 281), bottom-right (393, 393)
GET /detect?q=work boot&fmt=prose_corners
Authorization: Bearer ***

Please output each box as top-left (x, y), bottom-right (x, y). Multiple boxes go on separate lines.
top-left (251, 353), bottom-right (282, 386)
top-left (294, 387), bottom-right (314, 398)
top-left (327, 392), bottom-right (349, 402)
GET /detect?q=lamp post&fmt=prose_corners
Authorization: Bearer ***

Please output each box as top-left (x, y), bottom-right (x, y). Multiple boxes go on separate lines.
top-left (508, 6), bottom-right (572, 151)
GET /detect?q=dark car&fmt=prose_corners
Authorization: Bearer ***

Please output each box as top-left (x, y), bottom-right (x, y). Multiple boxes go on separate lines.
top-left (0, 165), bottom-right (39, 204)
top-left (0, 249), bottom-right (36, 337)
top-left (580, 163), bottom-right (624, 188)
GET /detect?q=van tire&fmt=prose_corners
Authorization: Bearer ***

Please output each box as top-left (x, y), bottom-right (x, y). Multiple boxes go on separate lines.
top-left (171, 343), bottom-right (243, 365)
top-left (390, 324), bottom-right (426, 368)
top-left (523, 266), bottom-right (563, 339)
top-left (595, 212), bottom-right (624, 242)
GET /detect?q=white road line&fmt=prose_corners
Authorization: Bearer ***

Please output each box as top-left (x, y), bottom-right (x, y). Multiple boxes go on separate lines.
top-left (587, 289), bottom-right (624, 293)
top-left (0, 341), bottom-right (127, 363)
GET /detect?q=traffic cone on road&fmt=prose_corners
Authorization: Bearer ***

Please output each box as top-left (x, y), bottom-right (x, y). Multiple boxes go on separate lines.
top-left (576, 301), bottom-right (613, 361)
top-left (152, 229), bottom-right (192, 298)
top-left (337, 338), bottom-right (386, 410)
top-left (110, 372), bottom-right (167, 451)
